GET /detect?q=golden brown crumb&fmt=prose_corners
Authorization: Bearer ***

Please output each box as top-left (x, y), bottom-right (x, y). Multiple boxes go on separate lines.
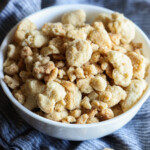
top-left (34, 61), bottom-right (55, 74)
top-left (77, 114), bottom-right (89, 124)
top-left (44, 68), bottom-right (58, 83)
top-left (70, 109), bottom-right (82, 118)
top-left (98, 108), bottom-right (114, 121)
top-left (81, 96), bottom-right (92, 109)
top-left (4, 63), bottom-right (19, 75)
top-left (13, 90), bottom-right (25, 104)
top-left (21, 46), bottom-right (33, 58)
top-left (4, 75), bottom-right (20, 89)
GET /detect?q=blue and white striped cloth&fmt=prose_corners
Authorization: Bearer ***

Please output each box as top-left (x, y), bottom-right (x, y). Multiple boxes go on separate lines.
top-left (0, 0), bottom-right (150, 150)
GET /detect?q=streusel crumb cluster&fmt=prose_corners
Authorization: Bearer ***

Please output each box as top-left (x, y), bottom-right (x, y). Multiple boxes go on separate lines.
top-left (3, 10), bottom-right (149, 124)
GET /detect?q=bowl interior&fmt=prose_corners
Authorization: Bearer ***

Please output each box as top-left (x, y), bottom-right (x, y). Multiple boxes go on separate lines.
top-left (0, 4), bottom-right (150, 128)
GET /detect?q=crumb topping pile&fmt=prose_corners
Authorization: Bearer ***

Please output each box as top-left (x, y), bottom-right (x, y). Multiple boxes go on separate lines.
top-left (3, 10), bottom-right (149, 124)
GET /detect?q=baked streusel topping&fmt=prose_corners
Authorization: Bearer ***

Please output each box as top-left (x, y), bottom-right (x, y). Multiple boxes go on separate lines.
top-left (3, 10), bottom-right (149, 124)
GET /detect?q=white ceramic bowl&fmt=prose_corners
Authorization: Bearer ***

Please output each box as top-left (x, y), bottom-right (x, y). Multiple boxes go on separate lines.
top-left (0, 4), bottom-right (150, 141)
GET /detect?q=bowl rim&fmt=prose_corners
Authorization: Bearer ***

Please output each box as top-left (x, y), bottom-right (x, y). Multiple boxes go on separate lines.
top-left (0, 4), bottom-right (150, 128)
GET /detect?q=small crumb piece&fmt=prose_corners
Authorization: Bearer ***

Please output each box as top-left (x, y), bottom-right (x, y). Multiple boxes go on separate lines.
top-left (66, 39), bottom-right (92, 67)
top-left (81, 96), bottom-right (92, 109)
top-left (55, 61), bottom-right (65, 68)
top-left (120, 79), bottom-right (147, 112)
top-left (19, 71), bottom-right (33, 82)
top-left (67, 67), bottom-right (76, 82)
top-left (66, 29), bottom-right (87, 40)
top-left (98, 47), bottom-right (111, 55)
top-left (45, 81), bottom-right (66, 102)
top-left (42, 23), bottom-right (66, 37)
top-left (90, 51), bottom-right (100, 63)
top-left (22, 30), bottom-right (48, 48)
top-left (94, 13), bottom-right (112, 27)
top-left (4, 75), bottom-right (20, 89)
top-left (90, 76), bottom-right (107, 92)
top-left (44, 68), bottom-right (58, 82)
top-left (4, 63), bottom-right (19, 75)
top-left (37, 94), bottom-right (55, 113)
top-left (21, 46), bottom-right (33, 58)
top-left (75, 67), bottom-right (85, 79)
top-left (45, 110), bottom-right (68, 121)
top-left (77, 77), bottom-right (93, 94)
top-left (112, 45), bottom-right (127, 53)
top-left (34, 61), bottom-right (55, 74)
top-left (90, 43), bottom-right (99, 52)
top-left (77, 114), bottom-right (89, 124)
top-left (65, 86), bottom-right (81, 110)
top-left (99, 85), bottom-right (127, 107)
top-left (109, 33), bottom-right (121, 45)
top-left (61, 81), bottom-right (75, 92)
top-left (88, 91), bottom-right (99, 101)
top-left (7, 44), bottom-right (19, 59)
top-left (91, 100), bottom-right (108, 111)
top-left (62, 116), bottom-right (76, 123)
top-left (89, 22), bottom-right (112, 48)
top-left (83, 64), bottom-right (98, 75)
top-left (13, 90), bottom-right (25, 104)
top-left (88, 109), bottom-right (98, 118)
top-left (58, 69), bottom-right (66, 79)
top-left (55, 103), bottom-right (65, 112)
top-left (101, 62), bottom-right (108, 71)
top-left (108, 51), bottom-right (133, 87)
top-left (127, 52), bottom-right (146, 79)
top-left (98, 108), bottom-right (114, 121)
top-left (111, 104), bottom-right (123, 117)
top-left (108, 13), bottom-right (135, 43)
top-left (23, 95), bottom-right (38, 110)
top-left (14, 19), bottom-right (36, 42)
top-left (70, 109), bottom-right (82, 118)
top-left (61, 10), bottom-right (86, 26)
top-left (87, 117), bottom-right (99, 124)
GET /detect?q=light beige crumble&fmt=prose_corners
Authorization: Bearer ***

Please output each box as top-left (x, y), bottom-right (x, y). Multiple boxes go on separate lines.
top-left (90, 75), bottom-right (107, 92)
top-left (88, 22), bottom-right (112, 48)
top-left (81, 96), bottom-right (92, 109)
top-left (108, 13), bottom-right (135, 44)
top-left (75, 67), bottom-right (85, 79)
top-left (108, 51), bottom-right (133, 87)
top-left (22, 30), bottom-right (48, 48)
top-left (99, 85), bottom-right (127, 107)
top-left (41, 22), bottom-right (66, 37)
top-left (120, 79), bottom-right (147, 112)
top-left (61, 9), bottom-right (86, 26)
top-left (45, 110), bottom-right (68, 121)
top-left (77, 77), bottom-right (93, 94)
top-left (4, 75), bottom-right (20, 89)
top-left (127, 52), bottom-right (146, 79)
top-left (4, 62), bottom-right (19, 75)
top-left (70, 109), bottom-right (82, 118)
top-left (7, 44), bottom-right (19, 59)
top-left (77, 114), bottom-right (89, 124)
top-left (66, 39), bottom-right (92, 67)
top-left (13, 90), bottom-right (25, 104)
top-left (65, 85), bottom-right (82, 110)
top-left (14, 19), bottom-right (36, 42)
